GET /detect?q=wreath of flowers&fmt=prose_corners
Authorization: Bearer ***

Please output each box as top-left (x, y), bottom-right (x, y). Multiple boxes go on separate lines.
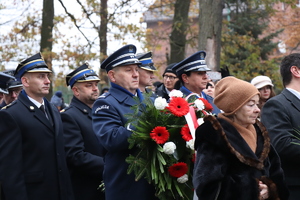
top-left (126, 90), bottom-right (213, 200)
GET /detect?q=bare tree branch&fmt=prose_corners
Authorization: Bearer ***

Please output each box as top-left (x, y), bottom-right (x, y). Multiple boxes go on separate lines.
top-left (57, 0), bottom-right (92, 48)
top-left (76, 0), bottom-right (98, 29)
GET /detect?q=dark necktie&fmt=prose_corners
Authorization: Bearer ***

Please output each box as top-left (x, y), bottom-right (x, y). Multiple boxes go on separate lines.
top-left (40, 105), bottom-right (47, 118)
top-left (40, 105), bottom-right (53, 126)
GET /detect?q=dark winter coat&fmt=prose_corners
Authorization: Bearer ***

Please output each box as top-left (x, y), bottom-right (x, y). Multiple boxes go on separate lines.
top-left (61, 96), bottom-right (105, 200)
top-left (193, 115), bottom-right (289, 200)
top-left (155, 83), bottom-right (170, 100)
top-left (0, 91), bottom-right (74, 200)
top-left (0, 100), bottom-right (6, 109)
top-left (261, 89), bottom-right (300, 199)
top-left (144, 88), bottom-right (157, 100)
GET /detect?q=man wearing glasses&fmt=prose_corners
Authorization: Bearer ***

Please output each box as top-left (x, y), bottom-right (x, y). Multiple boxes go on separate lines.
top-left (0, 70), bottom-right (23, 109)
top-left (155, 63), bottom-right (179, 100)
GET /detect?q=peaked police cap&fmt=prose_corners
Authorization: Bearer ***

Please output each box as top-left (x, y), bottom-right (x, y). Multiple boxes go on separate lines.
top-left (0, 72), bottom-right (14, 94)
top-left (3, 70), bottom-right (23, 89)
top-left (15, 52), bottom-right (51, 80)
top-left (136, 52), bottom-right (157, 72)
top-left (172, 51), bottom-right (211, 77)
top-left (101, 44), bottom-right (141, 72)
top-left (66, 63), bottom-right (100, 88)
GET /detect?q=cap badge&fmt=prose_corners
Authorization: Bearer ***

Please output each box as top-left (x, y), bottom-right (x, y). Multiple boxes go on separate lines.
top-left (200, 52), bottom-right (205, 60)
top-left (129, 46), bottom-right (134, 53)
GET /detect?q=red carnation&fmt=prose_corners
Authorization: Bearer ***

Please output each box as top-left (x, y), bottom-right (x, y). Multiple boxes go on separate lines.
top-left (167, 97), bottom-right (189, 117)
top-left (150, 126), bottom-right (170, 144)
top-left (199, 98), bottom-right (213, 112)
top-left (168, 162), bottom-right (188, 178)
top-left (180, 124), bottom-right (192, 141)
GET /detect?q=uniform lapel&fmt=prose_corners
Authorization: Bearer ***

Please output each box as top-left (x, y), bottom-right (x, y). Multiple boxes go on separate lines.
top-left (18, 94), bottom-right (53, 130)
top-left (45, 101), bottom-right (56, 127)
top-left (71, 96), bottom-right (91, 119)
top-left (47, 100), bottom-right (64, 137)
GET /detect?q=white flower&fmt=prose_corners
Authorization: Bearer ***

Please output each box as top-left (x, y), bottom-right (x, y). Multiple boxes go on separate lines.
top-left (197, 118), bottom-right (204, 126)
top-left (194, 99), bottom-right (205, 110)
top-left (163, 142), bottom-right (176, 155)
top-left (154, 97), bottom-right (168, 110)
top-left (186, 139), bottom-right (194, 150)
top-left (177, 174), bottom-right (188, 183)
top-left (169, 90), bottom-right (183, 98)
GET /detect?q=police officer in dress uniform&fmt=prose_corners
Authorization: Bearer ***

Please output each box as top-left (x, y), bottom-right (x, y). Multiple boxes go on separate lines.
top-left (0, 70), bottom-right (23, 109)
top-left (172, 51), bottom-right (221, 115)
top-left (92, 44), bottom-right (158, 200)
top-left (61, 63), bottom-right (105, 200)
top-left (136, 52), bottom-right (158, 98)
top-left (0, 53), bottom-right (74, 200)
top-left (0, 72), bottom-right (14, 105)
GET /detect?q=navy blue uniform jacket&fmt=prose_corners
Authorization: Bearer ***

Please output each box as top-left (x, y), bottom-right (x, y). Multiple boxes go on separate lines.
top-left (61, 96), bottom-right (105, 200)
top-left (0, 91), bottom-right (74, 200)
top-left (92, 86), bottom-right (157, 200)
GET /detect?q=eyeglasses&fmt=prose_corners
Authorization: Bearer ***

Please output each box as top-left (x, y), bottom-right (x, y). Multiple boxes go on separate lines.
top-left (163, 75), bottom-right (177, 80)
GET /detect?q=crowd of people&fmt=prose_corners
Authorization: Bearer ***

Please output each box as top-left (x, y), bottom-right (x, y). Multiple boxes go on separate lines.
top-left (0, 44), bottom-right (299, 200)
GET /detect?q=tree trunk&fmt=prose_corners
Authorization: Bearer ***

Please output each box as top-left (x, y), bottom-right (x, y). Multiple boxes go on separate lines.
top-left (198, 0), bottom-right (223, 71)
top-left (169, 0), bottom-right (191, 64)
top-left (40, 0), bottom-right (54, 100)
top-left (99, 0), bottom-right (109, 87)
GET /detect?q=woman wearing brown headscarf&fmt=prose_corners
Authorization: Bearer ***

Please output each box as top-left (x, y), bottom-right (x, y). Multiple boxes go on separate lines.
top-left (193, 76), bottom-right (289, 200)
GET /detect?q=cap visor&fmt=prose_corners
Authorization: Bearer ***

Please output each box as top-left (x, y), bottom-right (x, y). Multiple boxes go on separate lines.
top-left (27, 68), bottom-right (52, 73)
top-left (256, 82), bottom-right (274, 89)
top-left (76, 75), bottom-right (100, 82)
top-left (140, 66), bottom-right (157, 72)
top-left (8, 84), bottom-right (23, 89)
top-left (113, 60), bottom-right (141, 68)
top-left (0, 88), bottom-right (8, 94)
top-left (186, 66), bottom-right (211, 72)
top-left (196, 66), bottom-right (211, 71)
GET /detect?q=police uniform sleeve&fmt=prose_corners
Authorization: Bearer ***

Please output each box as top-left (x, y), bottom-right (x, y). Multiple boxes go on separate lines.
top-left (61, 110), bottom-right (104, 175)
top-left (92, 97), bottom-right (133, 152)
top-left (0, 110), bottom-right (28, 199)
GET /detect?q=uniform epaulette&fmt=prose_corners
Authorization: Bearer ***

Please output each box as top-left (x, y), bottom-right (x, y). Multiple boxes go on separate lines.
top-left (1, 101), bottom-right (17, 110)
top-left (98, 92), bottom-right (110, 99)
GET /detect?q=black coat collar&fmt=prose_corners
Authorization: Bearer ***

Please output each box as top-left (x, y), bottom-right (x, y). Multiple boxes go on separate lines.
top-left (70, 96), bottom-right (91, 117)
